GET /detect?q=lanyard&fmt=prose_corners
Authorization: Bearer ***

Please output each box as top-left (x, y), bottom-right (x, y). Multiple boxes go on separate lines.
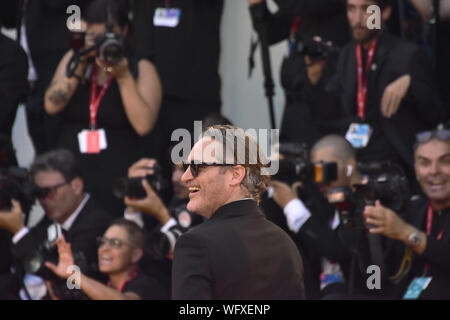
top-left (108, 269), bottom-right (139, 292)
top-left (288, 16), bottom-right (301, 54)
top-left (355, 39), bottom-right (378, 120)
top-left (89, 64), bottom-right (113, 130)
top-left (423, 202), bottom-right (449, 274)
top-left (165, 0), bottom-right (170, 8)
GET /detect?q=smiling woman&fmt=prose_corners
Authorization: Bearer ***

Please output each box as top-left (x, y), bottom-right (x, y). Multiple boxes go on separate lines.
top-left (46, 219), bottom-right (169, 300)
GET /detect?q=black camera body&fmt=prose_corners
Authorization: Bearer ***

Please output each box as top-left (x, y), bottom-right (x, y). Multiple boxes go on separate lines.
top-left (0, 167), bottom-right (35, 214)
top-left (147, 203), bottom-right (202, 260)
top-left (113, 164), bottom-right (165, 199)
top-left (95, 28), bottom-right (125, 65)
top-left (296, 40), bottom-right (337, 60)
top-left (328, 162), bottom-right (410, 226)
top-left (24, 224), bottom-right (90, 299)
top-left (273, 143), bottom-right (337, 186)
top-left (66, 26), bottom-right (125, 78)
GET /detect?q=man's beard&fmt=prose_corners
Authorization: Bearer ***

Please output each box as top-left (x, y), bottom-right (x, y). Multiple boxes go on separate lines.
top-left (352, 26), bottom-right (381, 44)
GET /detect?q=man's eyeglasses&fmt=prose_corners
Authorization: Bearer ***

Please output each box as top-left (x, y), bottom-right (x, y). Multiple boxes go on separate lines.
top-left (416, 129), bottom-right (450, 144)
top-left (34, 181), bottom-right (69, 199)
top-left (182, 162), bottom-right (233, 177)
top-left (97, 236), bottom-right (133, 249)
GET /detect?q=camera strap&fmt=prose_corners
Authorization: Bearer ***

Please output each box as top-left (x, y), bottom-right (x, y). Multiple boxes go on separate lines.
top-left (288, 16), bottom-right (301, 55)
top-left (423, 202), bottom-right (449, 274)
top-left (355, 38), bottom-right (378, 120)
top-left (89, 64), bottom-right (113, 130)
top-left (108, 269), bottom-right (139, 292)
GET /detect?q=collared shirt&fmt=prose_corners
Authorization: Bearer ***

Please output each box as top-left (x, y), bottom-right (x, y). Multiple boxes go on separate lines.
top-left (12, 194), bottom-right (90, 244)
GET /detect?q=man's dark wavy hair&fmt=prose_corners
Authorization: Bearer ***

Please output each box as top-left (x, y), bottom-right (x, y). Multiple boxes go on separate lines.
top-left (30, 149), bottom-right (82, 183)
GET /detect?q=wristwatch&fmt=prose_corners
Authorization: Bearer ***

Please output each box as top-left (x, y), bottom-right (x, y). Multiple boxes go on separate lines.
top-left (408, 231), bottom-right (422, 247)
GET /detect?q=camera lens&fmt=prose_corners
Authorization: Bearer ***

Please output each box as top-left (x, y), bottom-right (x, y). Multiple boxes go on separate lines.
top-left (103, 42), bottom-right (123, 64)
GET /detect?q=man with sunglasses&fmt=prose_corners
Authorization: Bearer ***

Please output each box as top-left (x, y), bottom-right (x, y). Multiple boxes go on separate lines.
top-left (46, 219), bottom-right (168, 300)
top-left (172, 125), bottom-right (305, 300)
top-left (0, 149), bottom-right (112, 299)
top-left (363, 125), bottom-right (450, 299)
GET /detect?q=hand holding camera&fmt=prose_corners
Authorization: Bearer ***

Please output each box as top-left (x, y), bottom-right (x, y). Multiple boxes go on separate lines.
top-left (269, 180), bottom-right (302, 208)
top-left (0, 199), bottom-right (25, 235)
top-left (121, 158), bottom-right (170, 225)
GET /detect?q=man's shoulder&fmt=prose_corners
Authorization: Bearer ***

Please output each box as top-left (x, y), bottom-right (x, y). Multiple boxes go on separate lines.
top-left (381, 33), bottom-right (420, 57)
top-left (72, 197), bottom-right (113, 229)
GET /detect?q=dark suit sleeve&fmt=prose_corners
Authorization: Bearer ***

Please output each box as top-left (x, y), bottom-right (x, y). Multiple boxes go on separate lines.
top-left (421, 237), bottom-right (450, 271)
top-left (172, 232), bottom-right (212, 300)
top-left (0, 35), bottom-right (28, 138)
top-left (402, 47), bottom-right (447, 127)
top-left (295, 216), bottom-right (352, 262)
top-left (12, 220), bottom-right (49, 263)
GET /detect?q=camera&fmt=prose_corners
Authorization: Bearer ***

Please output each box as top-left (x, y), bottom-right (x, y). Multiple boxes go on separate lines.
top-left (0, 167), bottom-right (36, 214)
top-left (273, 143), bottom-right (338, 185)
top-left (147, 204), bottom-right (203, 260)
top-left (23, 224), bottom-right (90, 299)
top-left (327, 162), bottom-right (410, 226)
top-left (295, 39), bottom-right (339, 60)
top-left (113, 164), bottom-right (166, 199)
top-left (66, 26), bottom-right (125, 78)
top-left (95, 27), bottom-right (125, 65)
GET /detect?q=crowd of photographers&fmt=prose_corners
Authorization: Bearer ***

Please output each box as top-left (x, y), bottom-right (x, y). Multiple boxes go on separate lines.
top-left (0, 0), bottom-right (449, 300)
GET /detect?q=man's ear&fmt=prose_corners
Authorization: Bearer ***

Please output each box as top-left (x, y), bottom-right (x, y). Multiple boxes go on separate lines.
top-left (381, 5), bottom-right (392, 23)
top-left (131, 248), bottom-right (143, 264)
top-left (70, 177), bottom-right (84, 196)
top-left (229, 165), bottom-right (246, 187)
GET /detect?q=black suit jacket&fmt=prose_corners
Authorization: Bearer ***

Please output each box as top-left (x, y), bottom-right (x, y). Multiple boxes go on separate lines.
top-left (334, 32), bottom-right (446, 168)
top-left (0, 33), bottom-right (28, 140)
top-left (12, 196), bottom-right (112, 277)
top-left (387, 196), bottom-right (450, 299)
top-left (172, 199), bottom-right (305, 300)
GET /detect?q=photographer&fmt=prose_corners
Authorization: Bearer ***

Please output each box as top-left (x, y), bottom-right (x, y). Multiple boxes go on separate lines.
top-left (267, 135), bottom-right (407, 298)
top-left (0, 149), bottom-right (112, 299)
top-left (124, 158), bottom-right (203, 248)
top-left (331, 0), bottom-right (446, 191)
top-left (44, 0), bottom-right (162, 218)
top-left (121, 159), bottom-right (202, 295)
top-left (248, 0), bottom-right (349, 146)
top-left (363, 125), bottom-right (450, 299)
top-left (46, 219), bottom-right (168, 300)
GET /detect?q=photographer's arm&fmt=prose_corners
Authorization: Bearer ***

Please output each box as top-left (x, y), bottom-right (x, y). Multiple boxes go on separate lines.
top-left (124, 158), bottom-right (171, 225)
top-left (45, 236), bottom-right (141, 300)
top-left (124, 179), bottom-right (171, 225)
top-left (364, 201), bottom-right (428, 255)
top-left (270, 181), bottom-right (351, 261)
top-left (44, 50), bottom-right (86, 115)
top-left (113, 59), bottom-right (162, 136)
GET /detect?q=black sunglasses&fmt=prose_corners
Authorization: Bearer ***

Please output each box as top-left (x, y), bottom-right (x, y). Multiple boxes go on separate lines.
top-left (33, 181), bottom-right (69, 199)
top-left (416, 129), bottom-right (450, 144)
top-left (97, 236), bottom-right (134, 249)
top-left (182, 161), bottom-right (233, 177)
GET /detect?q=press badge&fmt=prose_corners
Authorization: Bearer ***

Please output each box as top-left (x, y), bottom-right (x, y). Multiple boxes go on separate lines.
top-left (78, 129), bottom-right (107, 154)
top-left (154, 8), bottom-right (181, 28)
top-left (345, 123), bottom-right (372, 149)
top-left (403, 277), bottom-right (432, 299)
